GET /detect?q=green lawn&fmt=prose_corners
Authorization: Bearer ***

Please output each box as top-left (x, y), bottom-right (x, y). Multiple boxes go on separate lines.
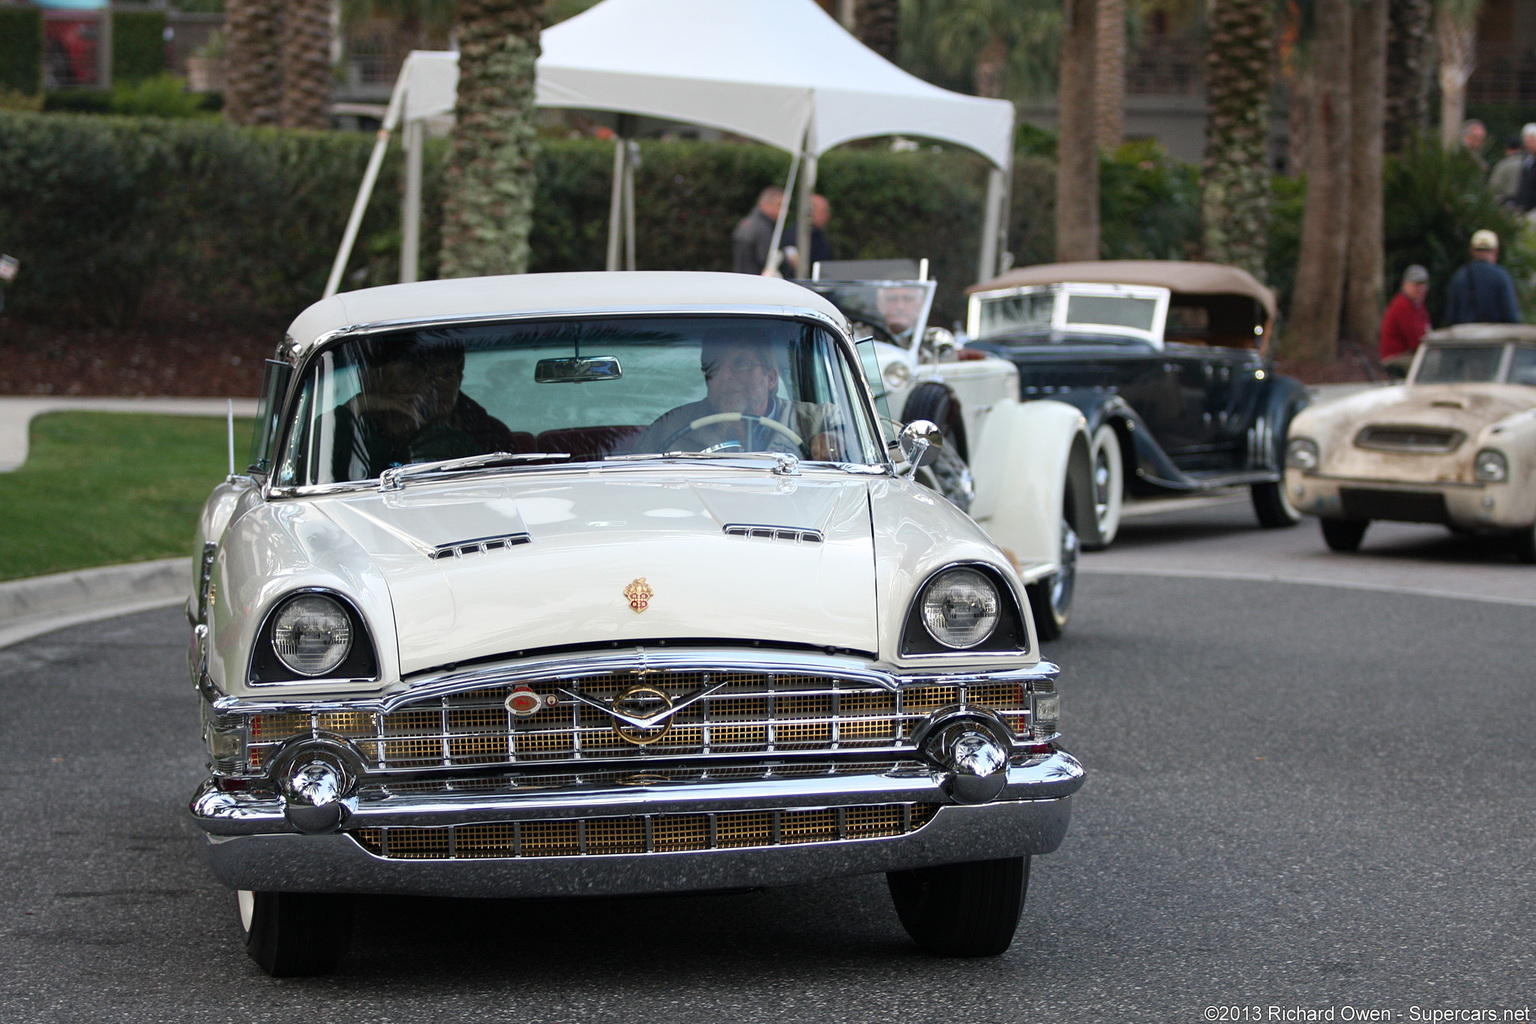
top-left (0, 412), bottom-right (255, 582)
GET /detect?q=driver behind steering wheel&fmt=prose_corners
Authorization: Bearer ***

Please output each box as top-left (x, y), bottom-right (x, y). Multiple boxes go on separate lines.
top-left (633, 333), bottom-right (840, 459)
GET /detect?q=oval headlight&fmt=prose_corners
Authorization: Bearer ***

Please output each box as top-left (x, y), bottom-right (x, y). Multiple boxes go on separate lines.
top-left (1474, 448), bottom-right (1508, 483)
top-left (1286, 437), bottom-right (1320, 471)
top-left (921, 569), bottom-right (1000, 649)
top-left (271, 594), bottom-right (354, 676)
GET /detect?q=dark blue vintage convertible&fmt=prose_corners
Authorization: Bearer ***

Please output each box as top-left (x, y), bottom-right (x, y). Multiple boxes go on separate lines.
top-left (966, 260), bottom-right (1309, 548)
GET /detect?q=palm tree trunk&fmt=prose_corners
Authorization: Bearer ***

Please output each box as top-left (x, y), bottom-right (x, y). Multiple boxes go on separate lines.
top-left (278, 0), bottom-right (333, 130)
top-left (439, 0), bottom-right (543, 279)
top-left (1435, 0), bottom-right (1481, 149)
top-left (1284, 0), bottom-right (1352, 363)
top-left (853, 0), bottom-right (900, 63)
top-left (1384, 0), bottom-right (1432, 153)
top-left (1201, 0), bottom-right (1274, 280)
top-left (223, 0), bottom-right (280, 126)
top-left (1095, 0), bottom-right (1124, 153)
top-left (1056, 0), bottom-right (1100, 262)
top-left (1345, 0), bottom-right (1388, 349)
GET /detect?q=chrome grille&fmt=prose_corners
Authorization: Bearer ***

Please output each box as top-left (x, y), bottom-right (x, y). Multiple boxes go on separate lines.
top-left (244, 672), bottom-right (1029, 773)
top-left (1355, 425), bottom-right (1465, 453)
top-left (349, 803), bottom-right (938, 860)
top-left (431, 533), bottom-right (531, 559)
top-left (723, 524), bottom-right (825, 544)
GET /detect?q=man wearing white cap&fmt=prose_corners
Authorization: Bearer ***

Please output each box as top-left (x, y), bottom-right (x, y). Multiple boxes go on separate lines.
top-left (1445, 230), bottom-right (1519, 325)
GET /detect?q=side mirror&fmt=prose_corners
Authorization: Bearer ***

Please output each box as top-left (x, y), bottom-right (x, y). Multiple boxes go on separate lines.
top-left (898, 419), bottom-right (943, 476)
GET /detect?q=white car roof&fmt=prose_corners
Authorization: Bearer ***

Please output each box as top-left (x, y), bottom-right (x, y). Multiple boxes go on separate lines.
top-left (1422, 323), bottom-right (1536, 346)
top-left (284, 271), bottom-right (848, 355)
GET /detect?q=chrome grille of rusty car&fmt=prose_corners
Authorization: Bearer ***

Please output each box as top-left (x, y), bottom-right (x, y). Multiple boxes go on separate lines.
top-left (233, 670), bottom-right (1031, 775)
top-left (1354, 425), bottom-right (1466, 453)
top-left (349, 802), bottom-right (938, 860)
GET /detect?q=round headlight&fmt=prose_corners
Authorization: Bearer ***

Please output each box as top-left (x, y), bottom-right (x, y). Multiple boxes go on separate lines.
top-left (1474, 448), bottom-right (1508, 483)
top-left (1286, 437), bottom-right (1320, 471)
top-left (271, 595), bottom-right (353, 677)
top-left (920, 569), bottom-right (1000, 649)
top-left (882, 360), bottom-right (912, 393)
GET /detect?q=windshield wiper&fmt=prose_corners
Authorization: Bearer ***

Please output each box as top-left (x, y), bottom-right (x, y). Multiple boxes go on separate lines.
top-left (378, 451), bottom-right (571, 491)
top-left (605, 451), bottom-right (802, 476)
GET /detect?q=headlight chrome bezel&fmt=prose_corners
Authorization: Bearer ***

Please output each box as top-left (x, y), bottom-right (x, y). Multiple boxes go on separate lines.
top-left (900, 563), bottom-right (1029, 657)
top-left (1474, 448), bottom-right (1509, 483)
top-left (1286, 437), bottom-right (1320, 472)
top-left (249, 589), bottom-right (378, 685)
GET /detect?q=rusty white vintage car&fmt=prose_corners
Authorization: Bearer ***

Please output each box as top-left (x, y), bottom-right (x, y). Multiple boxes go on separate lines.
top-left (187, 272), bottom-right (1084, 975)
top-left (1285, 323), bottom-right (1536, 559)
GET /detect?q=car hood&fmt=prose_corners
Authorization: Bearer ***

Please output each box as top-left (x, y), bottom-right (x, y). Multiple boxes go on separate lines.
top-left (314, 470), bottom-right (878, 675)
top-left (1297, 383), bottom-right (1536, 442)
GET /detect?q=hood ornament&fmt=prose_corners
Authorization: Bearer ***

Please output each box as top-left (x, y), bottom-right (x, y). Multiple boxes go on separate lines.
top-left (624, 577), bottom-right (653, 613)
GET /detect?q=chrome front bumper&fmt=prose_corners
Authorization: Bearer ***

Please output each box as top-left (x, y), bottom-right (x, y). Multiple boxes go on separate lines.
top-left (192, 753), bottom-right (1083, 897)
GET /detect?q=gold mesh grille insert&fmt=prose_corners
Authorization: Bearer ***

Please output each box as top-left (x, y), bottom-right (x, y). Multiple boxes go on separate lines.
top-left (261, 668), bottom-right (1028, 774)
top-left (348, 803), bottom-right (937, 860)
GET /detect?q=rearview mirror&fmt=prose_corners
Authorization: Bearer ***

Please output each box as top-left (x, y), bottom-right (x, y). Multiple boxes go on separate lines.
top-left (534, 356), bottom-right (623, 383)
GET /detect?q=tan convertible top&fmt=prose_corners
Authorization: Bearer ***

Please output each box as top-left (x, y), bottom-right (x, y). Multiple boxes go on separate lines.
top-left (969, 260), bottom-right (1277, 320)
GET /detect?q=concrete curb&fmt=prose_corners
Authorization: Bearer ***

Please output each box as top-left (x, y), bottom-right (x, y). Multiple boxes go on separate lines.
top-left (0, 558), bottom-right (189, 649)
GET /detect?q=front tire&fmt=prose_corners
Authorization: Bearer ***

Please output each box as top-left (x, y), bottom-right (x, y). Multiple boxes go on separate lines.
top-left (1251, 479), bottom-right (1303, 528)
top-left (1513, 523), bottom-right (1536, 564)
top-left (1026, 517), bottom-right (1078, 641)
top-left (887, 856), bottom-right (1029, 957)
top-left (239, 889), bottom-right (354, 976)
top-left (903, 382), bottom-right (968, 461)
top-left (1082, 423), bottom-right (1123, 550)
top-left (1320, 518), bottom-right (1369, 552)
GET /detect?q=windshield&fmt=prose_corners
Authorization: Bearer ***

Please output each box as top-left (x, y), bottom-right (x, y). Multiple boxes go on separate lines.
top-left (798, 280), bottom-right (934, 347)
top-left (973, 290), bottom-right (1055, 340)
top-left (272, 315), bottom-right (885, 487)
top-left (1413, 344), bottom-right (1507, 385)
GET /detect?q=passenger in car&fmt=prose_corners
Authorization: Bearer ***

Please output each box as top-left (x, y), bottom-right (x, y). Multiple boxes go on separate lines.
top-left (330, 339), bottom-right (522, 480)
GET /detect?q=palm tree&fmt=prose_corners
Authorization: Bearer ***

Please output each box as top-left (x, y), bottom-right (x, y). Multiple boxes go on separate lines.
top-left (1056, 0), bottom-right (1100, 262)
top-left (1384, 0), bottom-right (1432, 153)
top-left (278, 0), bottom-right (334, 130)
top-left (1435, 0), bottom-right (1482, 149)
top-left (223, 0), bottom-right (280, 126)
top-left (923, 0), bottom-right (1058, 100)
top-left (1285, 0), bottom-right (1352, 362)
top-left (854, 0), bottom-right (901, 63)
top-left (1094, 0), bottom-right (1123, 152)
top-left (438, 0), bottom-right (543, 278)
top-left (1201, 0), bottom-right (1274, 279)
top-left (1344, 0), bottom-right (1388, 348)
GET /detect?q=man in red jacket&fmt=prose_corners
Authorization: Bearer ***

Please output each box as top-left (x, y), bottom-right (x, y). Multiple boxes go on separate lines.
top-left (1379, 264), bottom-right (1431, 378)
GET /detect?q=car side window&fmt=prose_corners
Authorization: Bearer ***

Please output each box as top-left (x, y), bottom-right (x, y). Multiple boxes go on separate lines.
top-left (1508, 347), bottom-right (1536, 387)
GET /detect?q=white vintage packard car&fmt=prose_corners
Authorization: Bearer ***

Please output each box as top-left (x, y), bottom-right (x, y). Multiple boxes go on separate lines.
top-left (187, 272), bottom-right (1084, 975)
top-left (1285, 323), bottom-right (1536, 559)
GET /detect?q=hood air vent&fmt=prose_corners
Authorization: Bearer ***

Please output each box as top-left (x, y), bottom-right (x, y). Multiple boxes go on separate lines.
top-left (432, 533), bottom-right (532, 560)
top-left (723, 524), bottom-right (825, 544)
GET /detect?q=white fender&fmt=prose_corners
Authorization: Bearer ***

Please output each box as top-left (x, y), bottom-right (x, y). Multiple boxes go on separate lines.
top-left (968, 398), bottom-right (1089, 578)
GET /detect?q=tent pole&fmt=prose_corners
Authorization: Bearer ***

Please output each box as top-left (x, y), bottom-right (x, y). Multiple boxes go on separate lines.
top-left (795, 150), bottom-right (817, 279)
top-left (606, 136), bottom-right (625, 271)
top-left (978, 163), bottom-right (1010, 283)
top-left (325, 58), bottom-right (409, 299)
top-left (623, 140), bottom-right (637, 271)
top-left (401, 117), bottom-right (423, 283)
top-left (764, 119), bottom-right (809, 275)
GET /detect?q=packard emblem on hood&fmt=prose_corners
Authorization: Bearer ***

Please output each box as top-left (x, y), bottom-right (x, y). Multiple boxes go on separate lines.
top-left (624, 577), bottom-right (654, 613)
top-left (504, 686), bottom-right (552, 718)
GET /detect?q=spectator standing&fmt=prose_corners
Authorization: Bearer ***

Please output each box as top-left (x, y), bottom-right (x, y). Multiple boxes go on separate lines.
top-left (807, 194), bottom-right (835, 270)
top-left (732, 186), bottom-right (785, 275)
top-left (1445, 230), bottom-right (1520, 325)
top-left (1514, 124), bottom-right (1536, 214)
top-left (1461, 119), bottom-right (1489, 173)
top-left (1379, 264), bottom-right (1431, 377)
top-left (1489, 134), bottom-right (1524, 209)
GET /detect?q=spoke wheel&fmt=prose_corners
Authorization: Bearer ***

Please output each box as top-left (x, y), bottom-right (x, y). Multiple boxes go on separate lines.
top-left (887, 856), bottom-right (1029, 958)
top-left (239, 890), bottom-right (353, 977)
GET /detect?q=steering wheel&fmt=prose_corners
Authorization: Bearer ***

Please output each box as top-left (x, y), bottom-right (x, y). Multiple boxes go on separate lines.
top-left (661, 412), bottom-right (804, 453)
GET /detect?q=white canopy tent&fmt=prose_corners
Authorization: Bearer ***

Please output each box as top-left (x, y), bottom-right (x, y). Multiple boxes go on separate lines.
top-left (325, 0), bottom-right (1016, 298)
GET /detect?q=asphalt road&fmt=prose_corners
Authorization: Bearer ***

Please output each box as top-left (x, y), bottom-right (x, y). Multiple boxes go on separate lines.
top-left (1, 499), bottom-right (1532, 1023)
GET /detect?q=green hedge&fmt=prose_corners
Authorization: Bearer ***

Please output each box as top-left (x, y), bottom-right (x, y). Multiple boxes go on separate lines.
top-left (112, 11), bottom-right (169, 85)
top-left (0, 110), bottom-right (1209, 330)
top-left (0, 8), bottom-right (43, 94)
